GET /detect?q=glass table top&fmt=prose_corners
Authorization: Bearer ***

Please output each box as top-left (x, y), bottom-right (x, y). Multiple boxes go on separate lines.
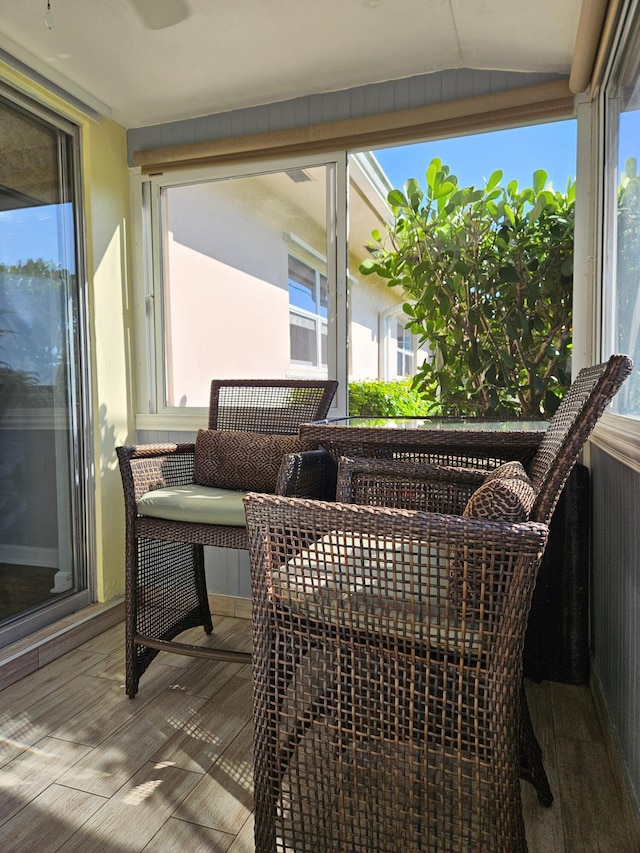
top-left (312, 417), bottom-right (548, 433)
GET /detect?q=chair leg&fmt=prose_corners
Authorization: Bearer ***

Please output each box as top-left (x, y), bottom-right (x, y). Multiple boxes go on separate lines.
top-left (125, 623), bottom-right (140, 699)
top-left (193, 544), bottom-right (213, 635)
top-left (125, 535), bottom-right (141, 699)
top-left (125, 540), bottom-right (214, 698)
top-left (519, 680), bottom-right (554, 806)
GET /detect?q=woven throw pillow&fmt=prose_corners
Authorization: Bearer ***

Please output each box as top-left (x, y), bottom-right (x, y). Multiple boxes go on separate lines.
top-left (451, 465), bottom-right (537, 617)
top-left (194, 429), bottom-right (301, 493)
top-left (463, 468), bottom-right (536, 522)
top-left (484, 459), bottom-right (531, 485)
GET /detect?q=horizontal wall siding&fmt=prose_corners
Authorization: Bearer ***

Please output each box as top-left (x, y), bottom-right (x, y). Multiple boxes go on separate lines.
top-left (127, 69), bottom-right (565, 166)
top-left (590, 444), bottom-right (640, 813)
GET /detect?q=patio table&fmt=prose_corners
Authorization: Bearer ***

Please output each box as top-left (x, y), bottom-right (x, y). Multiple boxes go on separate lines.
top-left (299, 415), bottom-right (548, 469)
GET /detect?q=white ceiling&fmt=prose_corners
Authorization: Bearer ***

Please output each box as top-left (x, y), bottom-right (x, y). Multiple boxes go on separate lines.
top-left (0, 0), bottom-right (584, 129)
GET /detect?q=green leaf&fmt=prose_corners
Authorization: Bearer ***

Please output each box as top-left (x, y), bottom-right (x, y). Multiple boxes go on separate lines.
top-left (505, 318), bottom-right (517, 339)
top-left (467, 347), bottom-right (480, 373)
top-left (560, 257), bottom-right (573, 277)
top-left (528, 196), bottom-right (547, 223)
top-left (387, 189), bottom-right (407, 208)
top-left (433, 180), bottom-right (456, 200)
top-left (468, 306), bottom-right (481, 327)
top-left (359, 258), bottom-right (377, 274)
top-left (485, 169), bottom-right (503, 191)
top-left (533, 170), bottom-right (548, 193)
top-left (405, 177), bottom-right (420, 197)
top-left (426, 160), bottom-right (441, 189)
top-left (502, 351), bottom-right (515, 369)
top-left (503, 203), bottom-right (516, 226)
top-left (499, 265), bottom-right (519, 283)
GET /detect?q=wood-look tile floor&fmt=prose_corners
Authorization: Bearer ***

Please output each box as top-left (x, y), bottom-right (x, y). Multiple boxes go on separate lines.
top-left (0, 616), bottom-right (639, 852)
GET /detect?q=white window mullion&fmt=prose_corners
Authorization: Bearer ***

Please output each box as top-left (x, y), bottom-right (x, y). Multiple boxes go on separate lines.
top-left (334, 152), bottom-right (349, 416)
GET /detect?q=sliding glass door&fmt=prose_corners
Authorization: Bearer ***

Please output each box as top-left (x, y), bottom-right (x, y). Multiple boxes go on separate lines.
top-left (0, 87), bottom-right (91, 643)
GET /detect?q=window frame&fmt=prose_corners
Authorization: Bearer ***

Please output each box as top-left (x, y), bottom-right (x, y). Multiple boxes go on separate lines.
top-left (395, 320), bottom-right (415, 378)
top-left (591, 0), bottom-right (640, 470)
top-left (130, 120), bottom-right (584, 432)
top-left (376, 306), bottom-right (421, 382)
top-left (132, 153), bottom-right (348, 429)
top-left (600, 0), bottom-right (640, 412)
top-left (288, 251), bottom-right (329, 375)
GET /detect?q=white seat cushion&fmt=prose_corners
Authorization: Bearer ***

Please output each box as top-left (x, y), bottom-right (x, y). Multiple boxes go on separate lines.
top-left (136, 484), bottom-right (247, 526)
top-left (272, 532), bottom-right (479, 649)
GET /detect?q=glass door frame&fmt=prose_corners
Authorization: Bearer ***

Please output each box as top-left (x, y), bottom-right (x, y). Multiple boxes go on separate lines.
top-left (0, 82), bottom-right (95, 648)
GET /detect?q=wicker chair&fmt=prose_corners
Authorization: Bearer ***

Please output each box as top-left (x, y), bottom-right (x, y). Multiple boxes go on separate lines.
top-left (116, 378), bottom-right (337, 698)
top-left (245, 493), bottom-right (549, 853)
top-left (333, 353), bottom-right (634, 807)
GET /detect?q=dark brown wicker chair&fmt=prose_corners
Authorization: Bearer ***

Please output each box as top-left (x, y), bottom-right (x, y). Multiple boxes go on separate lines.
top-left (116, 379), bottom-right (337, 698)
top-left (245, 493), bottom-right (549, 852)
top-left (333, 353), bottom-right (633, 807)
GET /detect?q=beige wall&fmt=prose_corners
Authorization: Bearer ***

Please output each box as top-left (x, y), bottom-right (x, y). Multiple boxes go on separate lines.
top-left (0, 64), bottom-right (132, 602)
top-left (83, 115), bottom-right (132, 601)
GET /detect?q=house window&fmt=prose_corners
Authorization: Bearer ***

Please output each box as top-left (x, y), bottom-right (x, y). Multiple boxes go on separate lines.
top-left (396, 321), bottom-right (414, 377)
top-left (376, 309), bottom-right (420, 381)
top-left (603, 7), bottom-right (640, 417)
top-left (288, 255), bottom-right (328, 370)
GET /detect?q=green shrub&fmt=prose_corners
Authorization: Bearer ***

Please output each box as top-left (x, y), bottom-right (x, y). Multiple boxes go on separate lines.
top-left (360, 161), bottom-right (574, 418)
top-left (348, 378), bottom-right (437, 416)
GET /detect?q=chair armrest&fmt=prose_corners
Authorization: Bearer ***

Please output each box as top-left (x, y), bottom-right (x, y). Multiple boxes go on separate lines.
top-left (116, 443), bottom-right (196, 509)
top-left (336, 456), bottom-right (487, 516)
top-left (277, 448), bottom-right (337, 500)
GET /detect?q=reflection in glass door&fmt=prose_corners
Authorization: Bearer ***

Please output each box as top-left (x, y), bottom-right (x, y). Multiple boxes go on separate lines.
top-left (0, 89), bottom-right (90, 643)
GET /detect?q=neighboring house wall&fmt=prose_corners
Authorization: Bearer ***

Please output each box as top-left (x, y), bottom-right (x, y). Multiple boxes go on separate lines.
top-left (349, 278), bottom-right (383, 380)
top-left (164, 179), bottom-right (292, 403)
top-left (159, 158), bottom-right (414, 395)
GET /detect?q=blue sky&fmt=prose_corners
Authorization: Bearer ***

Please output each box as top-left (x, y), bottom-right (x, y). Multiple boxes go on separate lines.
top-left (619, 110), bottom-right (640, 175)
top-left (370, 119), bottom-right (577, 194)
top-left (0, 203), bottom-right (74, 271)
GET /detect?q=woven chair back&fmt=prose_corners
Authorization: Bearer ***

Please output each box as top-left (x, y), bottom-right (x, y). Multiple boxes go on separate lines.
top-left (208, 379), bottom-right (337, 434)
top-left (529, 354), bottom-right (632, 523)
